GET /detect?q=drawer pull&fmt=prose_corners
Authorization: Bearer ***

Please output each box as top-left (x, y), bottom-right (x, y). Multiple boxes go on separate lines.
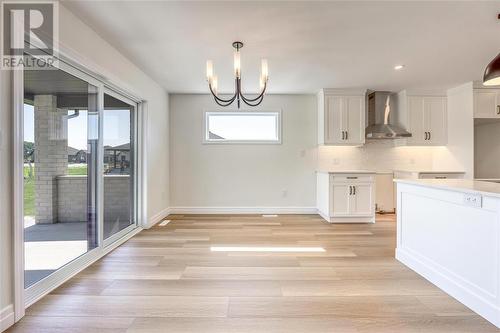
top-left (347, 176), bottom-right (358, 179)
top-left (435, 176), bottom-right (447, 179)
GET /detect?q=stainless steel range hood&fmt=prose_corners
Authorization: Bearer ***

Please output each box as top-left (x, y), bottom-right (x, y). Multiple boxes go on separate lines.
top-left (365, 91), bottom-right (412, 139)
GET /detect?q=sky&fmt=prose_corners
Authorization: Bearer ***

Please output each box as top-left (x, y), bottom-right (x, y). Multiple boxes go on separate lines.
top-left (24, 104), bottom-right (131, 150)
top-left (209, 113), bottom-right (278, 140)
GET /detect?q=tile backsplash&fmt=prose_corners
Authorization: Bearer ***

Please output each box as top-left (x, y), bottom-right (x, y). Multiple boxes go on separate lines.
top-left (317, 140), bottom-right (438, 172)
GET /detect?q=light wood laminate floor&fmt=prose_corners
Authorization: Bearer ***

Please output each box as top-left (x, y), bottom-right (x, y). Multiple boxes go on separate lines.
top-left (7, 214), bottom-right (500, 332)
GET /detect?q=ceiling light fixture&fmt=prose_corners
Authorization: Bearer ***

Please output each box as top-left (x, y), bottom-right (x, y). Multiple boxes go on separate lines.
top-left (394, 65), bottom-right (405, 70)
top-left (206, 41), bottom-right (268, 108)
top-left (483, 14), bottom-right (500, 86)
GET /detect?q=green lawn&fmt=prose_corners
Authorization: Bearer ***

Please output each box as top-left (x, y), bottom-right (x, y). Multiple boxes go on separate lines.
top-left (24, 166), bottom-right (35, 216)
top-left (24, 165), bottom-right (87, 216)
top-left (67, 166), bottom-right (88, 175)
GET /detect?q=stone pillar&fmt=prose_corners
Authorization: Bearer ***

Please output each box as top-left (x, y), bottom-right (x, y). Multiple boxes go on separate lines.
top-left (34, 95), bottom-right (68, 224)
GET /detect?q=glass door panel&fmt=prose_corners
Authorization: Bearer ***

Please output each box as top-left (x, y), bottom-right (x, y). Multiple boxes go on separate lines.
top-left (23, 56), bottom-right (99, 287)
top-left (103, 93), bottom-right (136, 239)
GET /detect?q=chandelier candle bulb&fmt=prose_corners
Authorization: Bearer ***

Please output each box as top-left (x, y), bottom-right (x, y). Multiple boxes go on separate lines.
top-left (261, 59), bottom-right (268, 80)
top-left (212, 75), bottom-right (218, 95)
top-left (206, 60), bottom-right (213, 81)
top-left (234, 49), bottom-right (241, 78)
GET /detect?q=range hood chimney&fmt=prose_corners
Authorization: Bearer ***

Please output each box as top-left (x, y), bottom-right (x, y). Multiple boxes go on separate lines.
top-left (365, 91), bottom-right (412, 139)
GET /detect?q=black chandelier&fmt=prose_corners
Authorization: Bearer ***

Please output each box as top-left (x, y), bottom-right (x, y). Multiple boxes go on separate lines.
top-left (206, 41), bottom-right (268, 108)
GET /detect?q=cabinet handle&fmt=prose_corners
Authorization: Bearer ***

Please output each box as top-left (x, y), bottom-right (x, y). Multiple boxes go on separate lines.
top-left (353, 186), bottom-right (356, 195)
top-left (497, 105), bottom-right (500, 115)
top-left (341, 131), bottom-right (344, 140)
top-left (345, 131), bottom-right (348, 140)
top-left (428, 132), bottom-right (431, 141)
top-left (424, 132), bottom-right (427, 140)
top-left (349, 186), bottom-right (352, 195)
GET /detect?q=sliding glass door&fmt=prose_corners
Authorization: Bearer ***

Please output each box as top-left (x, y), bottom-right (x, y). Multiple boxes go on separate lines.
top-left (103, 91), bottom-right (137, 241)
top-left (23, 58), bottom-right (99, 287)
top-left (21, 55), bottom-right (138, 289)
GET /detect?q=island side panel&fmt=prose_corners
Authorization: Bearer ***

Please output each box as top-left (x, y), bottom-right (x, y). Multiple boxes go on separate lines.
top-left (395, 182), bottom-right (500, 328)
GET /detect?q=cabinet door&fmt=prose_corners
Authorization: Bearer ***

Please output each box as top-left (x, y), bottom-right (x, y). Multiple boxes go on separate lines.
top-left (331, 184), bottom-right (350, 216)
top-left (407, 96), bottom-right (426, 144)
top-left (474, 90), bottom-right (500, 118)
top-left (344, 96), bottom-right (365, 145)
top-left (425, 97), bottom-right (447, 145)
top-left (350, 183), bottom-right (374, 216)
top-left (325, 96), bottom-right (344, 144)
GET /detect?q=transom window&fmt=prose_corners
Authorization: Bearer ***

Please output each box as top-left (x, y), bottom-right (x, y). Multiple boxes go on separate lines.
top-left (204, 111), bottom-right (281, 144)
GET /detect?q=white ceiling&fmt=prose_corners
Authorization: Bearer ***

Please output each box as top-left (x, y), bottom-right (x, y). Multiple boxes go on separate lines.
top-left (65, 1), bottom-right (500, 94)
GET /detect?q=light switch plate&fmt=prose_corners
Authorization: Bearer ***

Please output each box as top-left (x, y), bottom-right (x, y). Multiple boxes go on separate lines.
top-left (463, 193), bottom-right (482, 208)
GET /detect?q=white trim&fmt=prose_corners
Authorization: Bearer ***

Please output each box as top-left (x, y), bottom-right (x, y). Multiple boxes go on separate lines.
top-left (169, 207), bottom-right (317, 215)
top-left (396, 248), bottom-right (500, 328)
top-left (25, 227), bottom-right (141, 308)
top-left (0, 305), bottom-right (15, 332)
top-left (146, 207), bottom-right (172, 229)
top-left (12, 51), bottom-right (25, 322)
top-left (203, 110), bottom-right (282, 144)
top-left (138, 102), bottom-right (148, 229)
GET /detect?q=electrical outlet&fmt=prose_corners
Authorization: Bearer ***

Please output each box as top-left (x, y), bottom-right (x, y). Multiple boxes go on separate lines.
top-left (282, 190), bottom-right (288, 198)
top-left (463, 193), bottom-right (482, 208)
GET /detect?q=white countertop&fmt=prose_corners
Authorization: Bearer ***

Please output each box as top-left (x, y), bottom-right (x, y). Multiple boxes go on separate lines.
top-left (393, 170), bottom-right (466, 174)
top-left (317, 170), bottom-right (376, 174)
top-left (394, 179), bottom-right (500, 198)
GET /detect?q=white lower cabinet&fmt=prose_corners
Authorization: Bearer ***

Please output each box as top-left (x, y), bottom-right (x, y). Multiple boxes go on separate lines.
top-left (317, 172), bottom-right (376, 223)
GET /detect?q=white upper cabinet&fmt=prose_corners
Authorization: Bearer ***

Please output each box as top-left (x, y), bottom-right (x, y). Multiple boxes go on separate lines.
top-left (474, 89), bottom-right (500, 118)
top-left (406, 95), bottom-right (447, 146)
top-left (318, 89), bottom-right (366, 145)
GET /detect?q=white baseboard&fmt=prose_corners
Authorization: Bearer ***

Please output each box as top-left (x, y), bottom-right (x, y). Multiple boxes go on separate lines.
top-left (146, 207), bottom-right (172, 228)
top-left (169, 207), bottom-right (317, 215)
top-left (396, 248), bottom-right (500, 329)
top-left (0, 305), bottom-right (14, 332)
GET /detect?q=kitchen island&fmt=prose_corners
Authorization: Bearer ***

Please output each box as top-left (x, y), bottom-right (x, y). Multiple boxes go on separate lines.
top-left (395, 179), bottom-right (500, 328)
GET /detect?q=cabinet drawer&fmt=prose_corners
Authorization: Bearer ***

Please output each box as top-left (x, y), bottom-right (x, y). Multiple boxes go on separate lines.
top-left (331, 174), bottom-right (374, 183)
top-left (419, 173), bottom-right (465, 179)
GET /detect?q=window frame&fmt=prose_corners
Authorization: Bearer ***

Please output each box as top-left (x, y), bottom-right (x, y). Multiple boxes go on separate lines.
top-left (203, 110), bottom-right (282, 144)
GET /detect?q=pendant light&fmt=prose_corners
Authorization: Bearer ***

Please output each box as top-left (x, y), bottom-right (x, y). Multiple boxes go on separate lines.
top-left (483, 14), bottom-right (500, 86)
top-left (483, 53), bottom-right (500, 86)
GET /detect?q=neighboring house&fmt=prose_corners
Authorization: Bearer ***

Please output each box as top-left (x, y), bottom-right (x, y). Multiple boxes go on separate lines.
top-left (67, 146), bottom-right (87, 163)
top-left (104, 143), bottom-right (131, 173)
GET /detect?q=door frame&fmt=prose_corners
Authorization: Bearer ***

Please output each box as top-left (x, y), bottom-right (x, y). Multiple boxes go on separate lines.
top-left (12, 51), bottom-right (147, 321)
top-left (101, 87), bottom-right (140, 247)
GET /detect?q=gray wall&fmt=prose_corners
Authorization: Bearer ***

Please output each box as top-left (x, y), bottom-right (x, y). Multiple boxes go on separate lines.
top-left (169, 94), bottom-right (317, 209)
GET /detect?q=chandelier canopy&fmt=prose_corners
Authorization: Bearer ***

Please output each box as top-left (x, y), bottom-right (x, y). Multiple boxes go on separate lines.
top-left (206, 41), bottom-right (268, 108)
